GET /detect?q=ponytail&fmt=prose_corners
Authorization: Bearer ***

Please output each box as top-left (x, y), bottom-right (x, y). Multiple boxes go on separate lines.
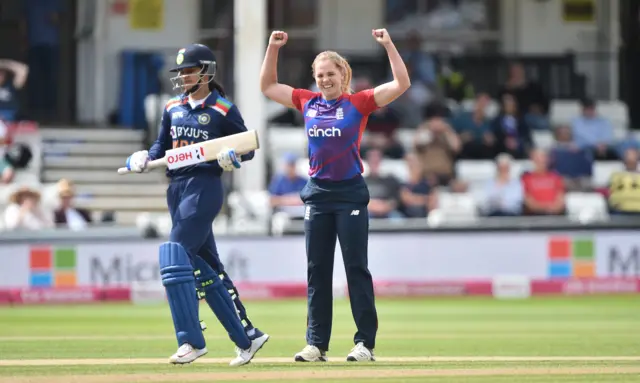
top-left (341, 58), bottom-right (353, 94)
top-left (209, 79), bottom-right (226, 97)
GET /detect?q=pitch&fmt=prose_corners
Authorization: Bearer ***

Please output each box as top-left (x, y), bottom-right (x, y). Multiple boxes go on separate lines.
top-left (1, 296), bottom-right (639, 382)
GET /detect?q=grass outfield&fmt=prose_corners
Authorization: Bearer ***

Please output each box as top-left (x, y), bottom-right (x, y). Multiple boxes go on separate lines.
top-left (0, 296), bottom-right (639, 382)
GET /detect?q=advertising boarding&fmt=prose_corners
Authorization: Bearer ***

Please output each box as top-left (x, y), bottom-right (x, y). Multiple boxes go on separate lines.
top-left (0, 230), bottom-right (638, 288)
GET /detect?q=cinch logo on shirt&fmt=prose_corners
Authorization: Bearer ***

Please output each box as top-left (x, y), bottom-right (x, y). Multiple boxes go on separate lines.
top-left (308, 125), bottom-right (341, 137)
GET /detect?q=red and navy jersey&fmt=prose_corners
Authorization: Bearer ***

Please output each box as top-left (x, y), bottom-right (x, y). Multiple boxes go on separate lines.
top-left (292, 89), bottom-right (379, 181)
top-left (148, 90), bottom-right (254, 178)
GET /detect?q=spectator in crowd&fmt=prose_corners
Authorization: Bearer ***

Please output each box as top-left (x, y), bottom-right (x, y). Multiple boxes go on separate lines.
top-left (414, 116), bottom-right (461, 187)
top-left (549, 125), bottom-right (593, 192)
top-left (0, 120), bottom-right (14, 183)
top-left (437, 59), bottom-right (474, 103)
top-left (521, 149), bottom-right (566, 216)
top-left (0, 59), bottom-right (29, 122)
top-left (482, 153), bottom-right (524, 217)
top-left (401, 31), bottom-right (437, 98)
top-left (20, 0), bottom-right (63, 119)
top-left (622, 147), bottom-right (639, 172)
top-left (399, 152), bottom-right (435, 218)
top-left (53, 178), bottom-right (92, 230)
top-left (492, 93), bottom-right (533, 159)
top-left (363, 148), bottom-right (402, 219)
top-left (497, 62), bottom-right (550, 131)
top-left (450, 93), bottom-right (496, 159)
top-left (268, 152), bottom-right (307, 218)
top-left (389, 31), bottom-right (437, 129)
top-left (570, 98), bottom-right (618, 160)
top-left (607, 148), bottom-right (640, 215)
top-left (356, 77), bottom-right (405, 159)
top-left (3, 186), bottom-right (53, 231)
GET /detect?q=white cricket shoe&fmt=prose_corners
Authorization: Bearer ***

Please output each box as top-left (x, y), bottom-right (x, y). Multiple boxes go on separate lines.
top-left (346, 342), bottom-right (375, 362)
top-left (294, 345), bottom-right (327, 362)
top-left (168, 343), bottom-right (208, 364)
top-left (229, 333), bottom-right (270, 366)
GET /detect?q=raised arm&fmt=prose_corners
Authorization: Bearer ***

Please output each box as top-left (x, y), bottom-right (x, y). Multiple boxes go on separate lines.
top-left (260, 31), bottom-right (296, 109)
top-left (371, 29), bottom-right (411, 108)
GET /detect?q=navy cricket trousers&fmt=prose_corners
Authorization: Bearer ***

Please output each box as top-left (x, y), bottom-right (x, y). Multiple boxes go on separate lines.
top-left (167, 174), bottom-right (254, 329)
top-left (300, 174), bottom-right (378, 351)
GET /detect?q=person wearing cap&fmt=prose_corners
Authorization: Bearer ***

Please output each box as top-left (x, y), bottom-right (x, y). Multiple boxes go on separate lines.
top-left (53, 178), bottom-right (91, 230)
top-left (3, 185), bottom-right (53, 231)
top-left (268, 152), bottom-right (307, 217)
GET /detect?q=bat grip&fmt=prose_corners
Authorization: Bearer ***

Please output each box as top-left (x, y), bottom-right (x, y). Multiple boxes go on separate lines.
top-left (116, 158), bottom-right (166, 175)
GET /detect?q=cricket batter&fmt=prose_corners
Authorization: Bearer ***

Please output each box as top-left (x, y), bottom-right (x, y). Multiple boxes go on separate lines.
top-left (125, 44), bottom-right (269, 366)
top-left (259, 29), bottom-right (410, 362)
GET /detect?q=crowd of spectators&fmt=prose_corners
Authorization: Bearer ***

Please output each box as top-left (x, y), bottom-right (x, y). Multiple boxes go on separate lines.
top-left (267, 33), bottom-right (640, 220)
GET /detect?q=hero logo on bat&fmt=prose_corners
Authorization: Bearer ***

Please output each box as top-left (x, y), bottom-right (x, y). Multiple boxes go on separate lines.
top-left (166, 145), bottom-right (206, 170)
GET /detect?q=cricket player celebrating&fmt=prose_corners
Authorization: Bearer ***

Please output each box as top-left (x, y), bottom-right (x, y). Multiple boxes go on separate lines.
top-left (125, 44), bottom-right (269, 366)
top-left (259, 29), bottom-right (410, 362)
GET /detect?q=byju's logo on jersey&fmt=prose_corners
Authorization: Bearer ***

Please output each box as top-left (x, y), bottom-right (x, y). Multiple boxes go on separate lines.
top-left (171, 126), bottom-right (210, 140)
top-left (308, 125), bottom-right (341, 137)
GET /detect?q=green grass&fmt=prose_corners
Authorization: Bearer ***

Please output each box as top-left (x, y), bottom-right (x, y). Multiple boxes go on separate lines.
top-left (0, 296), bottom-right (639, 382)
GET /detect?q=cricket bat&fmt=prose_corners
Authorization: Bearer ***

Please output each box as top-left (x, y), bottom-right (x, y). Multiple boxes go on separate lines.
top-left (117, 130), bottom-right (260, 175)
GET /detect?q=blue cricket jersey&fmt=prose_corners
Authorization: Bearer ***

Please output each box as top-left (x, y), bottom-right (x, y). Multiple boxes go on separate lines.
top-left (148, 90), bottom-right (255, 178)
top-left (292, 89), bottom-right (379, 181)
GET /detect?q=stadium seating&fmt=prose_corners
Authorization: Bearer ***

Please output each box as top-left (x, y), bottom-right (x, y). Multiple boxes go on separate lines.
top-left (0, 99), bottom-right (630, 232)
top-left (565, 192), bottom-right (609, 222)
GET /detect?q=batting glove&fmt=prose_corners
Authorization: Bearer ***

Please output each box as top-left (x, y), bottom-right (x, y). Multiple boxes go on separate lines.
top-left (126, 150), bottom-right (149, 173)
top-left (217, 147), bottom-right (241, 172)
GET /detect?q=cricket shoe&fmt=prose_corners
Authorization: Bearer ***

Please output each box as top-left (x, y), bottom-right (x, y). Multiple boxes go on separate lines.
top-left (294, 345), bottom-right (328, 362)
top-left (346, 342), bottom-right (375, 362)
top-left (169, 343), bottom-right (208, 364)
top-left (229, 332), bottom-right (270, 366)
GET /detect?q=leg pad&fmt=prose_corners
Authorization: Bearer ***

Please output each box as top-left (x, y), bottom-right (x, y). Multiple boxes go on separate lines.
top-left (159, 242), bottom-right (206, 349)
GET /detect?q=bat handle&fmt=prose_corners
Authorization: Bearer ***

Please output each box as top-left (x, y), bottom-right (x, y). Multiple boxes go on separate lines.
top-left (117, 158), bottom-right (166, 174)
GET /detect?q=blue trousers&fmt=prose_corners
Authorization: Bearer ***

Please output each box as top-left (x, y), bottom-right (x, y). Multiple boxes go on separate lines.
top-left (300, 175), bottom-right (378, 351)
top-left (167, 175), bottom-right (253, 330)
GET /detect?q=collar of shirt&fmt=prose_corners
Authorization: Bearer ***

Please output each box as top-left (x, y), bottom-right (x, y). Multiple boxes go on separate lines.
top-left (181, 90), bottom-right (220, 110)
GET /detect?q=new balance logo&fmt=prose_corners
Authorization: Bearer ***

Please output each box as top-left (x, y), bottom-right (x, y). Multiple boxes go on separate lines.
top-left (306, 109), bottom-right (317, 117)
top-left (308, 125), bottom-right (341, 137)
top-left (304, 206), bottom-right (311, 220)
top-left (350, 210), bottom-right (360, 216)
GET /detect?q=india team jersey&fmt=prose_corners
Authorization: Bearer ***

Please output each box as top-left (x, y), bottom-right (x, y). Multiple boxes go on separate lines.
top-left (292, 89), bottom-right (379, 181)
top-left (148, 90), bottom-right (254, 178)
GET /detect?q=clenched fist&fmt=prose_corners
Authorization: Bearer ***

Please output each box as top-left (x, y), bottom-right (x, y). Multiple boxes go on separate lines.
top-left (269, 30), bottom-right (288, 48)
top-left (372, 28), bottom-right (392, 46)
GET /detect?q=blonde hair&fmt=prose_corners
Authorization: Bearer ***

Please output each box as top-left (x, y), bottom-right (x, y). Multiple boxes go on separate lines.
top-left (312, 51), bottom-right (353, 94)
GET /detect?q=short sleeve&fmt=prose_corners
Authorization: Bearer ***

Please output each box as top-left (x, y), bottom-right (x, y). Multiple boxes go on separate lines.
top-left (291, 89), bottom-right (317, 112)
top-left (350, 89), bottom-right (379, 116)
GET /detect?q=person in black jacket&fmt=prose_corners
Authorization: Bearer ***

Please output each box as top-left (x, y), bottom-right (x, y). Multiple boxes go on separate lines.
top-left (491, 93), bottom-right (534, 159)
